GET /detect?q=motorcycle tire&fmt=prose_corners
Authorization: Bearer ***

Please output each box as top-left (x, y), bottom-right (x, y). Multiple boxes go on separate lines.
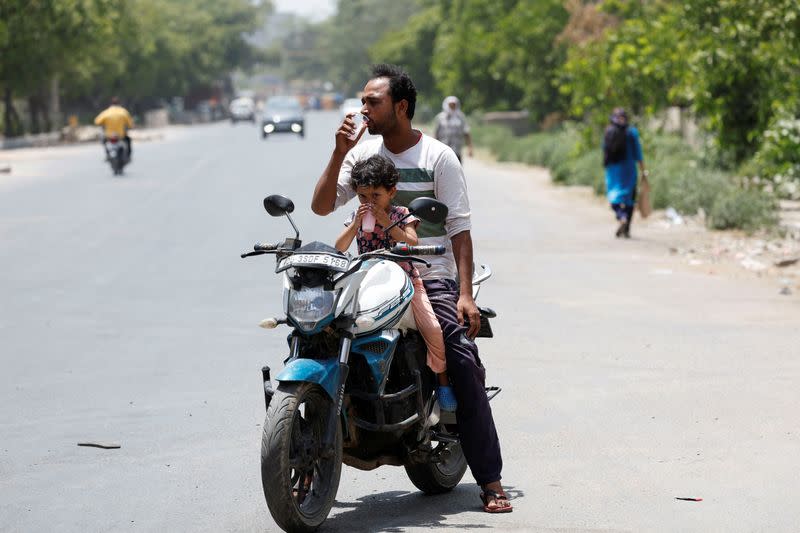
top-left (261, 382), bottom-right (342, 533)
top-left (404, 441), bottom-right (467, 494)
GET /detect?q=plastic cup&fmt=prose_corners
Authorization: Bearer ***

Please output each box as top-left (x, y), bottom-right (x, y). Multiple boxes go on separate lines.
top-left (348, 113), bottom-right (366, 140)
top-left (361, 209), bottom-right (376, 233)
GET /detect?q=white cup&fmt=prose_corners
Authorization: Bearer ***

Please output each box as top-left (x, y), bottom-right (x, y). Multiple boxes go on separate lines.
top-left (361, 209), bottom-right (376, 233)
top-left (348, 113), bottom-right (366, 140)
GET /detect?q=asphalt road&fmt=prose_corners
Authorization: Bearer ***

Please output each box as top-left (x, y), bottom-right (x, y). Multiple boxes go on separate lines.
top-left (2, 112), bottom-right (799, 532)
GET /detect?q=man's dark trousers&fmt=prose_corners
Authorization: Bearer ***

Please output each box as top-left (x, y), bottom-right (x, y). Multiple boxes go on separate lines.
top-left (423, 278), bottom-right (503, 485)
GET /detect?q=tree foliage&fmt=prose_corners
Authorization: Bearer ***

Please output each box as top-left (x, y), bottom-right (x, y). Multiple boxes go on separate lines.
top-left (1, 0), bottom-right (271, 134)
top-left (559, 0), bottom-right (800, 164)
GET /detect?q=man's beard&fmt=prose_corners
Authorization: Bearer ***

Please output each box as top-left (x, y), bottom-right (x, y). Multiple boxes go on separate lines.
top-left (368, 111), bottom-right (398, 136)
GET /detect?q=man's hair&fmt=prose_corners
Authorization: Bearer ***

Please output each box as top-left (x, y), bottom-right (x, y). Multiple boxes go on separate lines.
top-left (350, 155), bottom-right (400, 190)
top-left (111, 96), bottom-right (120, 106)
top-left (370, 63), bottom-right (417, 120)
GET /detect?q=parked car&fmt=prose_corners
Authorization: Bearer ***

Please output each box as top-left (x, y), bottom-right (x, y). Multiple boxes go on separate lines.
top-left (261, 96), bottom-right (304, 139)
top-left (230, 97), bottom-right (256, 123)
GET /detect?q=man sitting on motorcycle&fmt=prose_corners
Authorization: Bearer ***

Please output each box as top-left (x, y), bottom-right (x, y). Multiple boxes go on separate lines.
top-left (311, 64), bottom-right (512, 513)
top-left (94, 96), bottom-right (133, 161)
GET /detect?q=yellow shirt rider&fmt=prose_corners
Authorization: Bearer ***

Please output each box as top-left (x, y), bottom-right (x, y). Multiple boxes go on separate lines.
top-left (94, 97), bottom-right (133, 158)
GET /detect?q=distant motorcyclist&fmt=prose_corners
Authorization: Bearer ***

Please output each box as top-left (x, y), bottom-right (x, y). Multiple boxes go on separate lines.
top-left (94, 97), bottom-right (133, 161)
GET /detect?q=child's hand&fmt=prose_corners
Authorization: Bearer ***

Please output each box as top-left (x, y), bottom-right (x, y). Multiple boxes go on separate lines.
top-left (354, 203), bottom-right (371, 226)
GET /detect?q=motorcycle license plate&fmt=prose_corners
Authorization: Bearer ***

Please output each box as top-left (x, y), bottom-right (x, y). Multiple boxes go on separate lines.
top-left (277, 253), bottom-right (349, 272)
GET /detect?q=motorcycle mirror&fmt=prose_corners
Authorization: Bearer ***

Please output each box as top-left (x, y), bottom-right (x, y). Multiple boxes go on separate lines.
top-left (408, 197), bottom-right (448, 224)
top-left (263, 195), bottom-right (295, 217)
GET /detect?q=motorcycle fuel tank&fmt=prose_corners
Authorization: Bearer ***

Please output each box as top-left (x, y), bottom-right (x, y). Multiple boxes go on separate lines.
top-left (350, 260), bottom-right (413, 336)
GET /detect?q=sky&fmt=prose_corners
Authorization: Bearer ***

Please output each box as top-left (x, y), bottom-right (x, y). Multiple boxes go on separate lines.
top-left (273, 0), bottom-right (336, 21)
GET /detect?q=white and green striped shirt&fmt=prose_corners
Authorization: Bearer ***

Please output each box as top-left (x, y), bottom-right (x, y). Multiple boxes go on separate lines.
top-left (335, 133), bottom-right (471, 281)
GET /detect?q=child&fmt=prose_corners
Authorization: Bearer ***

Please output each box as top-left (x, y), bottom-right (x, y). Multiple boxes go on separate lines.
top-left (335, 154), bottom-right (457, 412)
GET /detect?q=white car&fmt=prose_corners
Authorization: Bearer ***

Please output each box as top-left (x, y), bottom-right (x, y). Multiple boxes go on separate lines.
top-left (230, 97), bottom-right (255, 123)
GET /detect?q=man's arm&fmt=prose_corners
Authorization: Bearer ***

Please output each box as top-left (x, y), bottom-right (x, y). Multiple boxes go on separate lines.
top-left (312, 151), bottom-right (347, 215)
top-left (433, 115), bottom-right (442, 140)
top-left (311, 113), bottom-right (365, 215)
top-left (451, 230), bottom-right (480, 339)
top-left (462, 113), bottom-right (473, 157)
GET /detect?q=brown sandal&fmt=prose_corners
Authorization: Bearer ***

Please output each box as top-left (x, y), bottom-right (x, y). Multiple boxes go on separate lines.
top-left (480, 488), bottom-right (513, 513)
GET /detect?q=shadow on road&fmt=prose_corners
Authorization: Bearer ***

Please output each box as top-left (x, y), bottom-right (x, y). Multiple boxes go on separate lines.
top-left (321, 485), bottom-right (523, 532)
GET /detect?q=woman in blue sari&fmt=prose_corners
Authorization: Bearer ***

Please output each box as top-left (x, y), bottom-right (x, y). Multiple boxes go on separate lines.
top-left (603, 108), bottom-right (648, 238)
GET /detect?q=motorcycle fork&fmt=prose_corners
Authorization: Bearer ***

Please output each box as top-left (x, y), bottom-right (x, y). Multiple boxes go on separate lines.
top-left (262, 337), bottom-right (301, 412)
top-left (322, 334), bottom-right (351, 452)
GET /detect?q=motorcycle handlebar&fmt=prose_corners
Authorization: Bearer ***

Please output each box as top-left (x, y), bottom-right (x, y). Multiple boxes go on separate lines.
top-left (390, 244), bottom-right (446, 256)
top-left (241, 241), bottom-right (280, 258)
top-left (254, 242), bottom-right (279, 252)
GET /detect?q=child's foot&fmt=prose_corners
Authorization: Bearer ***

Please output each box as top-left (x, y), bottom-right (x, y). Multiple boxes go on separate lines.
top-left (438, 385), bottom-right (458, 412)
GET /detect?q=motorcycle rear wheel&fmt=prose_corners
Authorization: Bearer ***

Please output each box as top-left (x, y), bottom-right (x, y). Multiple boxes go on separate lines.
top-left (404, 441), bottom-right (467, 494)
top-left (261, 382), bottom-right (342, 533)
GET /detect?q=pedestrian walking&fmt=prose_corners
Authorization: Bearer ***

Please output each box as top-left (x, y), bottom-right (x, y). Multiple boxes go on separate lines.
top-left (603, 107), bottom-right (648, 238)
top-left (434, 96), bottom-right (473, 162)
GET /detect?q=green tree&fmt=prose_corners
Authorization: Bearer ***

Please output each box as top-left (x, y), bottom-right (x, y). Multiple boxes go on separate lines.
top-left (369, 1), bottom-right (443, 110)
top-left (431, 0), bottom-right (568, 122)
top-left (678, 0), bottom-right (800, 164)
top-left (317, 0), bottom-right (419, 95)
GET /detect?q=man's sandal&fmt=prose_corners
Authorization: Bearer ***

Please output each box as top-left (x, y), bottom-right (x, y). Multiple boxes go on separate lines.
top-left (480, 488), bottom-right (513, 513)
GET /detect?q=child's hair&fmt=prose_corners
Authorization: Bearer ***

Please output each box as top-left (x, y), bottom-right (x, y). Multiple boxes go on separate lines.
top-left (350, 154), bottom-right (399, 190)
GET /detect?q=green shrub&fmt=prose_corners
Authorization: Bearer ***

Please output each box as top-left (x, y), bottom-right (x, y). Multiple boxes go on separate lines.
top-left (472, 124), bottom-right (779, 232)
top-left (747, 116), bottom-right (800, 200)
top-left (708, 188), bottom-right (779, 232)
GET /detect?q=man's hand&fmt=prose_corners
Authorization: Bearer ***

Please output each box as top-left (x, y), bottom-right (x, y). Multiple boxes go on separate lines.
top-left (335, 113), bottom-right (366, 155)
top-left (457, 293), bottom-right (481, 339)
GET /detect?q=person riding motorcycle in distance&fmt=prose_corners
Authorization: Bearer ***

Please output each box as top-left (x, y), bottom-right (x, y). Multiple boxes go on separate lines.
top-left (94, 96), bottom-right (133, 161)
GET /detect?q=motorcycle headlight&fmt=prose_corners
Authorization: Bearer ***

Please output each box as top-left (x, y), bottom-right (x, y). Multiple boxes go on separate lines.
top-left (287, 286), bottom-right (336, 333)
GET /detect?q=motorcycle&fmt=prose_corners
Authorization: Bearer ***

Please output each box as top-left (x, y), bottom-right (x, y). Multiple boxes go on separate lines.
top-left (242, 195), bottom-right (499, 532)
top-left (104, 133), bottom-right (129, 175)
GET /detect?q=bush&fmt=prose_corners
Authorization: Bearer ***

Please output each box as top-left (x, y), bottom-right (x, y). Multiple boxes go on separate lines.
top-left (472, 123), bottom-right (779, 231)
top-left (708, 188), bottom-right (779, 232)
top-left (747, 116), bottom-right (800, 200)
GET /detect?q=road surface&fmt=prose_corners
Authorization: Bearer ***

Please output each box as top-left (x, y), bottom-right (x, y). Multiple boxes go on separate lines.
top-left (2, 113), bottom-right (799, 532)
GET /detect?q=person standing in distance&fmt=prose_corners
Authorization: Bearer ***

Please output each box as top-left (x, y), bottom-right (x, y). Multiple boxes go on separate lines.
top-left (434, 96), bottom-right (473, 163)
top-left (311, 64), bottom-right (511, 514)
top-left (603, 107), bottom-right (648, 238)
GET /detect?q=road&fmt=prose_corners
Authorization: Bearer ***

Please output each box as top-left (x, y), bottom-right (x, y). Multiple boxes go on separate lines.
top-left (2, 112), bottom-right (799, 532)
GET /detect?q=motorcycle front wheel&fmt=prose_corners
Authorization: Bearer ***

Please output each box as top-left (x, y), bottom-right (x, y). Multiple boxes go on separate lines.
top-left (261, 382), bottom-right (342, 533)
top-left (404, 440), bottom-right (467, 494)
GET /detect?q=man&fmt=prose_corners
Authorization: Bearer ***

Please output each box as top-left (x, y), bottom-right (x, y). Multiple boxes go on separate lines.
top-left (94, 97), bottom-right (134, 161)
top-left (434, 96), bottom-right (473, 162)
top-left (602, 107), bottom-right (647, 238)
top-left (311, 64), bottom-right (511, 513)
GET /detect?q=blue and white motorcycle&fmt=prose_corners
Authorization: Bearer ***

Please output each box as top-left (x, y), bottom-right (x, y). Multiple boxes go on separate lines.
top-left (242, 195), bottom-right (497, 532)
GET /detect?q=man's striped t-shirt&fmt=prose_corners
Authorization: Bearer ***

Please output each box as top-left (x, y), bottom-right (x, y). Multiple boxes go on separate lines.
top-left (335, 132), bottom-right (471, 281)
